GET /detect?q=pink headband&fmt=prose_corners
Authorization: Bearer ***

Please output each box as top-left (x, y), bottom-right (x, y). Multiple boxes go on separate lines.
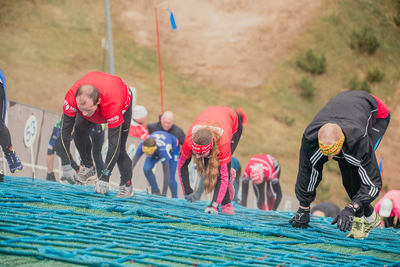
top-left (192, 140), bottom-right (214, 155)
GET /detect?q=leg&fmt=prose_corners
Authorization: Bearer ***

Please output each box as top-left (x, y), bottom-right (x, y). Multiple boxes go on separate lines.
top-left (266, 181), bottom-right (276, 211)
top-left (116, 101), bottom-right (133, 185)
top-left (0, 71), bottom-right (22, 173)
top-left (143, 157), bottom-right (160, 192)
top-left (74, 114), bottom-right (95, 167)
top-left (90, 125), bottom-right (105, 177)
top-left (168, 148), bottom-right (179, 198)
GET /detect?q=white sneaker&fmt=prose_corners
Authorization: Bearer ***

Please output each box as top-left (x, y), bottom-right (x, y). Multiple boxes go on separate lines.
top-left (77, 166), bottom-right (97, 184)
top-left (116, 184), bottom-right (134, 198)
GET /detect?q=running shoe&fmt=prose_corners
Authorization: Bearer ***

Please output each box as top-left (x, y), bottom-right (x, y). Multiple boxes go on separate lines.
top-left (116, 184), bottom-right (134, 198)
top-left (76, 165), bottom-right (97, 184)
top-left (5, 150), bottom-right (23, 173)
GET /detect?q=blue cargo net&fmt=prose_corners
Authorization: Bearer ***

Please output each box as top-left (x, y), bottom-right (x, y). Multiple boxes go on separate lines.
top-left (0, 177), bottom-right (399, 266)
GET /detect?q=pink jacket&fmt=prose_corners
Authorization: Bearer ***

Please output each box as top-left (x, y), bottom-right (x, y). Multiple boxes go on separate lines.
top-left (374, 190), bottom-right (400, 217)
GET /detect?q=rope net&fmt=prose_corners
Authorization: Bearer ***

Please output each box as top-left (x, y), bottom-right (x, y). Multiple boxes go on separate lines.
top-left (0, 177), bottom-right (399, 266)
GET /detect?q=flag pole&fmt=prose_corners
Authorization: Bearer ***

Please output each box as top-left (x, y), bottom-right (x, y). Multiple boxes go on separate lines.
top-left (155, 2), bottom-right (169, 115)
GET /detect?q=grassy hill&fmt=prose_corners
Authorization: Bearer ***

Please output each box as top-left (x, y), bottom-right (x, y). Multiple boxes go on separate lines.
top-left (1, 0), bottom-right (400, 208)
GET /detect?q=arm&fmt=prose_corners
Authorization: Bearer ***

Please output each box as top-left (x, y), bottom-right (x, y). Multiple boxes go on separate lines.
top-left (295, 134), bottom-right (327, 208)
top-left (162, 161), bottom-right (171, 196)
top-left (241, 177), bottom-right (250, 207)
top-left (271, 181), bottom-right (282, 211)
top-left (215, 164), bottom-right (229, 205)
top-left (178, 155), bottom-right (192, 195)
top-left (59, 113), bottom-right (76, 166)
top-left (131, 143), bottom-right (144, 170)
top-left (99, 125), bottom-right (122, 180)
top-left (47, 154), bottom-right (55, 173)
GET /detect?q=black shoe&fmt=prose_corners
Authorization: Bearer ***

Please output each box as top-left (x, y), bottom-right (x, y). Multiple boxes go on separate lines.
top-left (46, 172), bottom-right (57, 182)
top-left (151, 189), bottom-right (161, 196)
top-left (0, 170), bottom-right (4, 182)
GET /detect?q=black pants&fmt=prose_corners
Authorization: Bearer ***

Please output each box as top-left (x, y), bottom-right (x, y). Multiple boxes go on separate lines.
top-left (74, 101), bottom-right (132, 181)
top-left (0, 80), bottom-right (12, 154)
top-left (338, 114), bottom-right (390, 218)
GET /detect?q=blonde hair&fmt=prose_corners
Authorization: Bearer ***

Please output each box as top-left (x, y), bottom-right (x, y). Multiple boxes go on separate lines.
top-left (193, 127), bottom-right (221, 193)
top-left (318, 123), bottom-right (342, 145)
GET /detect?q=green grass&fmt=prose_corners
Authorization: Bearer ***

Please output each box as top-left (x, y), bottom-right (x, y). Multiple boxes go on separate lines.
top-left (1, 0), bottom-right (400, 208)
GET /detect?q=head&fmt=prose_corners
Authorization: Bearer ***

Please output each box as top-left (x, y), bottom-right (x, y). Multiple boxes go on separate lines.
top-left (312, 210), bottom-right (326, 217)
top-left (76, 85), bottom-right (101, 117)
top-left (160, 111), bottom-right (174, 131)
top-left (250, 166), bottom-right (264, 185)
top-left (192, 127), bottom-right (221, 193)
top-left (192, 128), bottom-right (214, 159)
top-left (379, 198), bottom-right (394, 217)
top-left (318, 123), bottom-right (345, 159)
top-left (142, 137), bottom-right (157, 156)
top-left (236, 107), bottom-right (243, 115)
top-left (132, 105), bottom-right (148, 124)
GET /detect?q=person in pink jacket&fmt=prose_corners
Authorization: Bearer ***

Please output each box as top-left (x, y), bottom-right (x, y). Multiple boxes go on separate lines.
top-left (374, 190), bottom-right (400, 228)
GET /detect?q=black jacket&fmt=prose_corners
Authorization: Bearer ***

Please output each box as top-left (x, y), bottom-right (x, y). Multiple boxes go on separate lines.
top-left (296, 90), bottom-right (382, 208)
top-left (147, 118), bottom-right (186, 146)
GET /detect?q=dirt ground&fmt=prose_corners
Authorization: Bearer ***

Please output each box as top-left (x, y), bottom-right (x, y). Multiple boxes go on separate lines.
top-left (120, 0), bottom-right (324, 89)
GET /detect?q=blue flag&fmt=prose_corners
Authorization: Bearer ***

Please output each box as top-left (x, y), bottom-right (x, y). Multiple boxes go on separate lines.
top-left (167, 8), bottom-right (177, 30)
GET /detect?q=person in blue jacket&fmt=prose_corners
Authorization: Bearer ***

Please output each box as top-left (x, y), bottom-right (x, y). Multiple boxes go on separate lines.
top-left (0, 69), bottom-right (23, 175)
top-left (130, 131), bottom-right (179, 198)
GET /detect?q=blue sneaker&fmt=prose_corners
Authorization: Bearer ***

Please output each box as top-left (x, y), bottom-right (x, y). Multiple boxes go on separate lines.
top-left (5, 150), bottom-right (23, 173)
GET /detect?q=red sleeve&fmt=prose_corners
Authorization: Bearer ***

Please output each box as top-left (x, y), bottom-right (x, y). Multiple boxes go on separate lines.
top-left (63, 90), bottom-right (78, 117)
top-left (242, 112), bottom-right (248, 126)
top-left (181, 140), bottom-right (193, 159)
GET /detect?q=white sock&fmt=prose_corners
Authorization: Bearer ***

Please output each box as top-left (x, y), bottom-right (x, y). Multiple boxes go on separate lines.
top-left (365, 211), bottom-right (377, 223)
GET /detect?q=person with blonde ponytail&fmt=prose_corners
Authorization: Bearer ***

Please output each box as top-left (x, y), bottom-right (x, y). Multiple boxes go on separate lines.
top-left (178, 106), bottom-right (243, 215)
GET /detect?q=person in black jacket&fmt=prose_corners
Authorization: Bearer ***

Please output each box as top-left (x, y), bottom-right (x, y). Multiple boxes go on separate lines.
top-left (289, 90), bottom-right (390, 239)
top-left (147, 111), bottom-right (185, 147)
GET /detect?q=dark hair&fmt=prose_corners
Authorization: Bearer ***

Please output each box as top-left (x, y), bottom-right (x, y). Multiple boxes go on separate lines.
top-left (143, 137), bottom-right (156, 147)
top-left (76, 85), bottom-right (100, 105)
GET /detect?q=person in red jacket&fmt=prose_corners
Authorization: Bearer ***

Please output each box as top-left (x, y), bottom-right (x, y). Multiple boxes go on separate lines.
top-left (374, 190), bottom-right (400, 228)
top-left (60, 71), bottom-right (133, 197)
top-left (241, 154), bottom-right (282, 211)
top-left (236, 108), bottom-right (248, 127)
top-left (178, 106), bottom-right (242, 215)
top-left (128, 105), bottom-right (149, 140)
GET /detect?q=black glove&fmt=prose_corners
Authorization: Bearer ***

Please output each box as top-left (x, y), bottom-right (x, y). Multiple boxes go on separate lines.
top-left (331, 205), bottom-right (355, 232)
top-left (289, 207), bottom-right (310, 229)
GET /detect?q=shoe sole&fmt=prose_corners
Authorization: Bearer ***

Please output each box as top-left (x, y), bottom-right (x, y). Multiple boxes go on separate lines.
top-left (11, 167), bottom-right (23, 174)
top-left (116, 192), bottom-right (134, 198)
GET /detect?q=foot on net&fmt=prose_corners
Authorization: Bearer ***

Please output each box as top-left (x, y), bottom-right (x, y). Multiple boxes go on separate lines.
top-left (364, 212), bottom-right (381, 238)
top-left (46, 172), bottom-right (57, 182)
top-left (151, 189), bottom-right (161, 196)
top-left (346, 217), bottom-right (365, 239)
top-left (221, 203), bottom-right (235, 215)
top-left (5, 150), bottom-right (23, 174)
top-left (77, 166), bottom-right (97, 184)
top-left (116, 184), bottom-right (134, 198)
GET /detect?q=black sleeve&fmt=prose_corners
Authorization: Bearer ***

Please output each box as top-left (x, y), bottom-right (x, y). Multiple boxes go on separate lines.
top-left (175, 127), bottom-right (186, 146)
top-left (272, 182), bottom-right (282, 211)
top-left (103, 125), bottom-right (122, 174)
top-left (241, 180), bottom-right (249, 207)
top-left (147, 123), bottom-right (157, 134)
top-left (178, 157), bottom-right (193, 195)
top-left (295, 134), bottom-right (328, 207)
top-left (59, 113), bottom-right (76, 166)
